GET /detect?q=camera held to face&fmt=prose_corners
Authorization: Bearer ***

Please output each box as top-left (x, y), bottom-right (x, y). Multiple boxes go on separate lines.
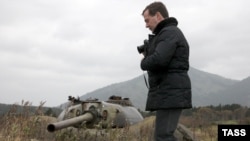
top-left (137, 39), bottom-right (149, 54)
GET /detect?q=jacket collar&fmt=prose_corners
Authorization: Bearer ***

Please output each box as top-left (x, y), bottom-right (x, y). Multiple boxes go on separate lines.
top-left (153, 17), bottom-right (178, 35)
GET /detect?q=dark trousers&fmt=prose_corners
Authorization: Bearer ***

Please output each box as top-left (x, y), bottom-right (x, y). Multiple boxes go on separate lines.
top-left (154, 109), bottom-right (182, 141)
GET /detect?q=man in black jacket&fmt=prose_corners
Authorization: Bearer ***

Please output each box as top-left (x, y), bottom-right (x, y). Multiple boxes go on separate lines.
top-left (140, 2), bottom-right (192, 141)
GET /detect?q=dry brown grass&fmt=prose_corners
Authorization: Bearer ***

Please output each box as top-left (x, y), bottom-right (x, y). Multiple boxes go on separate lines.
top-left (0, 102), bottom-right (156, 141)
top-left (190, 125), bottom-right (217, 141)
top-left (2, 102), bottom-right (218, 141)
top-left (0, 111), bottom-right (204, 141)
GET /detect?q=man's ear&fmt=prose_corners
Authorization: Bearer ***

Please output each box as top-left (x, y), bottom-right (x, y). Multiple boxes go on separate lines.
top-left (156, 12), bottom-right (164, 21)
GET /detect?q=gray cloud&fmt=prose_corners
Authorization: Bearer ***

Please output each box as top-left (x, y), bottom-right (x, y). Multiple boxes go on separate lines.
top-left (1, 0), bottom-right (250, 106)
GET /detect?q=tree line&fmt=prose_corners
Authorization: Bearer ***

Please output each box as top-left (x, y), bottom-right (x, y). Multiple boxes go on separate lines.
top-left (140, 103), bottom-right (250, 125)
top-left (0, 102), bottom-right (62, 117)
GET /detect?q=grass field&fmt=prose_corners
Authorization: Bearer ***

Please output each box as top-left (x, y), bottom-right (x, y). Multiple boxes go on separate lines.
top-left (0, 113), bottom-right (226, 141)
top-left (1, 103), bottom-right (245, 141)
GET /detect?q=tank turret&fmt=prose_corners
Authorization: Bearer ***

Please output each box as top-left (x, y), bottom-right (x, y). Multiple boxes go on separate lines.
top-left (47, 95), bottom-right (143, 132)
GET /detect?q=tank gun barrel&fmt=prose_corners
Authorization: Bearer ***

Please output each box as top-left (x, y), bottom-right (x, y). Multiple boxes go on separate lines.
top-left (47, 112), bottom-right (93, 132)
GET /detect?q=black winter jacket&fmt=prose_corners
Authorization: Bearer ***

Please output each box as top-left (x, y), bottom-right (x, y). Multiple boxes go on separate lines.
top-left (141, 17), bottom-right (192, 111)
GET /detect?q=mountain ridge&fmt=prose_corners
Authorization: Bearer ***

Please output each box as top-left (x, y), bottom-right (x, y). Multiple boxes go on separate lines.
top-left (79, 67), bottom-right (249, 110)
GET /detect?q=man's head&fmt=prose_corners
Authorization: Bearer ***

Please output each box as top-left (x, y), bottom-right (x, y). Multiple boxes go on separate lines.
top-left (142, 2), bottom-right (169, 32)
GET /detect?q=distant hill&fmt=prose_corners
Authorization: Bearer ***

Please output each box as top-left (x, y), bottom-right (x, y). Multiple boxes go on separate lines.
top-left (208, 76), bottom-right (250, 106)
top-left (187, 67), bottom-right (238, 106)
top-left (1, 67), bottom-right (248, 111)
top-left (79, 67), bottom-right (248, 110)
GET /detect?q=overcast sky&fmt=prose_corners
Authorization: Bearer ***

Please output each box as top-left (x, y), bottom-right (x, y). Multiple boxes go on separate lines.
top-left (1, 0), bottom-right (250, 107)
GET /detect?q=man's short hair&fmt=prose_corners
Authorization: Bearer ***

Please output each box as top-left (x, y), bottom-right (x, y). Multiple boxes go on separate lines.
top-left (142, 1), bottom-right (169, 18)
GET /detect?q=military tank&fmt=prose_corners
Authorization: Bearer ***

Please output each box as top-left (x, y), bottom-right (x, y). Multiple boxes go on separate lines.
top-left (47, 95), bottom-right (144, 132)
